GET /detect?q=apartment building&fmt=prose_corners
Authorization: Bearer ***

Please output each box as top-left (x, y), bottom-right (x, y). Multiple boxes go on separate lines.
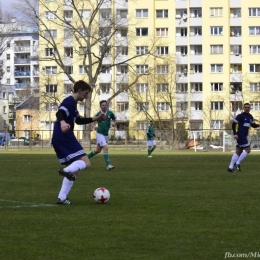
top-left (0, 19), bottom-right (39, 133)
top-left (38, 0), bottom-right (260, 140)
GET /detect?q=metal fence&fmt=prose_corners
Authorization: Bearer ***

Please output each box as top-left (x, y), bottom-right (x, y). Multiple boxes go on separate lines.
top-left (1, 129), bottom-right (260, 151)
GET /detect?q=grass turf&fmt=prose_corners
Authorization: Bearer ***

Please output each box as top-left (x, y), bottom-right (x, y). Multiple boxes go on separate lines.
top-left (0, 149), bottom-right (259, 260)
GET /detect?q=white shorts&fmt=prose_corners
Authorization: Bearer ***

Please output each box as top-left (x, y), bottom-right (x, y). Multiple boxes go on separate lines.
top-left (147, 140), bottom-right (156, 147)
top-left (96, 133), bottom-right (108, 147)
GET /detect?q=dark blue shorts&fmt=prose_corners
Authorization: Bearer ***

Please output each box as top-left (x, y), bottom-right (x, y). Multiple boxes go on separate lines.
top-left (52, 140), bottom-right (86, 165)
top-left (236, 135), bottom-right (250, 149)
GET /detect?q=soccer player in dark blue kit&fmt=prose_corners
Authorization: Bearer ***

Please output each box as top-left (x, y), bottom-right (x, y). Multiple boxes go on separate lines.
top-left (52, 80), bottom-right (105, 205)
top-left (227, 103), bottom-right (260, 172)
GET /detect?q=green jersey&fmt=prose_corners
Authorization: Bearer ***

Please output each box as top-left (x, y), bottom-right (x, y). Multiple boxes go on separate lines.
top-left (146, 125), bottom-right (155, 141)
top-left (95, 110), bottom-right (116, 136)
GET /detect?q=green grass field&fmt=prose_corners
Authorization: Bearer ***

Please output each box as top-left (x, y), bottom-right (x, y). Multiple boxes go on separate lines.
top-left (0, 149), bottom-right (259, 260)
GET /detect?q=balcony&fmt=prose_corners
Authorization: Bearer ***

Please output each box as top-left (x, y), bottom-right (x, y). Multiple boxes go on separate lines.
top-left (14, 58), bottom-right (30, 64)
top-left (190, 92), bottom-right (203, 101)
top-left (189, 18), bottom-right (202, 27)
top-left (176, 54), bottom-right (188, 64)
top-left (230, 73), bottom-right (242, 82)
top-left (230, 0), bottom-right (241, 7)
top-left (175, 37), bottom-right (188, 45)
top-left (14, 71), bottom-right (31, 77)
top-left (189, 35), bottom-right (202, 45)
top-left (189, 0), bottom-right (202, 7)
top-left (14, 46), bottom-right (30, 52)
top-left (190, 110), bottom-right (203, 120)
top-left (190, 73), bottom-right (203, 82)
top-left (190, 54), bottom-right (202, 63)
top-left (176, 73), bottom-right (188, 83)
top-left (230, 36), bottom-right (242, 45)
top-left (230, 17), bottom-right (241, 26)
top-left (175, 0), bottom-right (187, 8)
top-left (230, 53), bottom-right (242, 63)
top-left (14, 83), bottom-right (25, 89)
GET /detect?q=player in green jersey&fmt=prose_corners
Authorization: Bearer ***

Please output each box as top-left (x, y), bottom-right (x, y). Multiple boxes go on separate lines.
top-left (88, 100), bottom-right (117, 170)
top-left (147, 120), bottom-right (156, 158)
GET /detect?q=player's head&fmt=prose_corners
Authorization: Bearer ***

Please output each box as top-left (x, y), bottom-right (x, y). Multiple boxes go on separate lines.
top-left (150, 120), bottom-right (153, 125)
top-left (100, 100), bottom-right (108, 112)
top-left (73, 80), bottom-right (91, 93)
top-left (243, 103), bottom-right (251, 113)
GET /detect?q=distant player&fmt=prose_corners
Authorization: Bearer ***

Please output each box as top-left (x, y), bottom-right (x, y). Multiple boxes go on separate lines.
top-left (88, 100), bottom-right (116, 170)
top-left (52, 80), bottom-right (105, 205)
top-left (147, 120), bottom-right (156, 158)
top-left (227, 103), bottom-right (260, 172)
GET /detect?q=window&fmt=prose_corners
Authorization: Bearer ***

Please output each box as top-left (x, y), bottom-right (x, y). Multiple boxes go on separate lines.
top-left (116, 84), bottom-right (128, 92)
top-left (193, 45), bottom-right (202, 54)
top-left (211, 102), bottom-right (223, 110)
top-left (117, 10), bottom-right (128, 18)
top-left (136, 121), bottom-right (148, 130)
top-left (64, 66), bottom-right (73, 74)
top-left (2, 92), bottom-right (6, 99)
top-left (45, 48), bottom-right (57, 56)
top-left (136, 102), bottom-right (149, 111)
top-left (79, 65), bottom-right (89, 74)
top-left (117, 102), bottom-right (129, 112)
top-left (210, 8), bottom-right (223, 17)
top-left (136, 65), bottom-right (149, 74)
top-left (231, 45), bottom-right (242, 55)
top-left (156, 65), bottom-right (169, 74)
top-left (176, 84), bottom-right (188, 93)
top-left (156, 28), bottom-right (168, 37)
top-left (191, 83), bottom-right (203, 92)
top-left (210, 27), bottom-right (223, 35)
top-left (180, 28), bottom-right (188, 36)
top-left (45, 66), bottom-right (57, 75)
top-left (194, 27), bottom-right (202, 36)
top-left (23, 115), bottom-right (32, 123)
top-left (210, 120), bottom-right (223, 129)
top-left (117, 65), bottom-right (128, 74)
top-left (249, 8), bottom-right (260, 17)
top-left (116, 47), bottom-right (128, 55)
top-left (136, 83), bottom-right (148, 92)
top-left (99, 27), bottom-right (111, 37)
top-left (180, 46), bottom-right (187, 55)
top-left (194, 102), bottom-right (203, 110)
top-left (3, 106), bottom-right (7, 114)
top-left (7, 54), bottom-right (10, 60)
top-left (192, 65), bottom-right (202, 73)
top-left (101, 66), bottom-right (111, 74)
top-left (100, 9), bottom-right (111, 19)
top-left (249, 45), bottom-right (260, 54)
top-left (100, 83), bottom-right (111, 94)
top-left (251, 102), bottom-right (260, 110)
top-left (6, 66), bottom-right (10, 72)
top-left (210, 45), bottom-right (223, 54)
top-left (211, 83), bottom-right (223, 91)
top-left (231, 27), bottom-right (241, 36)
top-left (136, 46), bottom-right (148, 55)
top-left (79, 28), bottom-right (91, 37)
top-left (45, 11), bottom-right (57, 19)
top-left (136, 9), bottom-right (148, 18)
top-left (45, 103), bottom-right (58, 112)
top-left (157, 102), bottom-right (169, 111)
top-left (249, 64), bottom-right (260, 73)
top-left (7, 42), bottom-right (10, 47)
top-left (64, 84), bottom-right (73, 94)
top-left (44, 30), bottom-right (57, 38)
top-left (79, 9), bottom-right (91, 19)
top-left (136, 28), bottom-right (148, 36)
top-left (176, 102), bottom-right (188, 112)
top-left (64, 11), bottom-right (73, 19)
top-left (156, 10), bottom-right (168, 18)
top-left (231, 102), bottom-right (242, 112)
top-left (249, 27), bottom-right (260, 36)
top-left (156, 84), bottom-right (168, 92)
top-left (6, 79), bottom-right (10, 84)
top-left (118, 28), bottom-right (128, 37)
top-left (64, 47), bottom-right (73, 57)
top-left (190, 8), bottom-right (202, 17)
top-left (250, 83), bottom-right (260, 92)
top-left (45, 84), bottom-right (57, 93)
top-left (156, 46), bottom-right (168, 55)
top-left (211, 64), bottom-right (223, 73)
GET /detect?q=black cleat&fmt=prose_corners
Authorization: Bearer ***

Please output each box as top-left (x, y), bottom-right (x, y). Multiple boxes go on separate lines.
top-left (58, 169), bottom-right (76, 181)
top-left (56, 198), bottom-right (71, 205)
top-left (227, 167), bottom-right (235, 173)
top-left (235, 163), bottom-right (241, 171)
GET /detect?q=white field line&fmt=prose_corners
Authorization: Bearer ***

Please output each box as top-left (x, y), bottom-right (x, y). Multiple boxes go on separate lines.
top-left (0, 199), bottom-right (56, 208)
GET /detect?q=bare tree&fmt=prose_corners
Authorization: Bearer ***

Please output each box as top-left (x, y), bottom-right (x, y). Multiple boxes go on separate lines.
top-left (13, 0), bottom-right (162, 141)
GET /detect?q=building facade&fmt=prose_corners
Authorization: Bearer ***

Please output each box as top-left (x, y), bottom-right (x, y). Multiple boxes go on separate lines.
top-left (38, 0), bottom-right (260, 141)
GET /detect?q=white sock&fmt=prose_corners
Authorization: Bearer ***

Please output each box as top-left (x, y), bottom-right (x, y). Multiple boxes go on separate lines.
top-left (229, 153), bottom-right (239, 168)
top-left (58, 177), bottom-right (74, 201)
top-left (236, 150), bottom-right (248, 165)
top-left (64, 160), bottom-right (87, 174)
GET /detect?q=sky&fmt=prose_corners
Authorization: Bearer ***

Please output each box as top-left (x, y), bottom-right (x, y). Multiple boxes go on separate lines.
top-left (1, 0), bottom-right (14, 13)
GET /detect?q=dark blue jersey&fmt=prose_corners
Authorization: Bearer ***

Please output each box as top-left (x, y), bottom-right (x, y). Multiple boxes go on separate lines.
top-left (52, 96), bottom-right (79, 142)
top-left (234, 112), bottom-right (255, 137)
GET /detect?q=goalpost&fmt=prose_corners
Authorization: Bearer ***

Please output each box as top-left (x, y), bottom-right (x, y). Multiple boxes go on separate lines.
top-left (190, 129), bottom-right (260, 152)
